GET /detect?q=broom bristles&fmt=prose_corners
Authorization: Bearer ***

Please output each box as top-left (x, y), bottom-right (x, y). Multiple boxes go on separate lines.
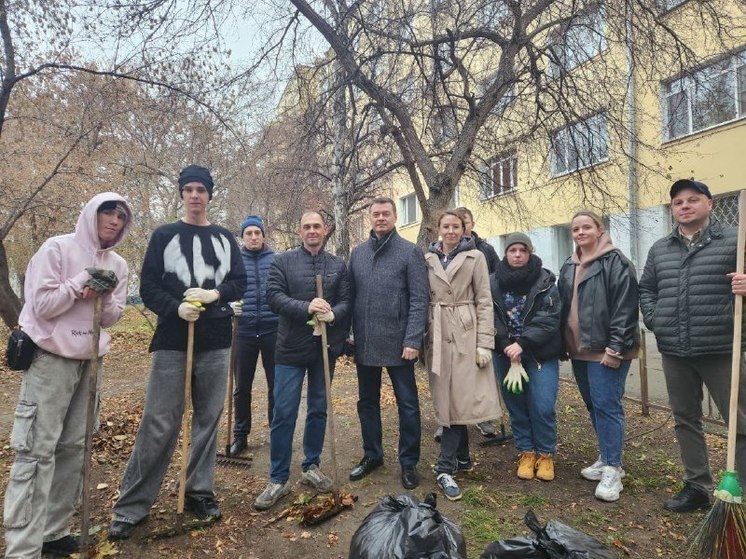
top-left (689, 500), bottom-right (746, 558)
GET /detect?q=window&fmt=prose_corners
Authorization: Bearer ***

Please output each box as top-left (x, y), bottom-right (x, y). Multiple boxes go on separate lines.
top-left (547, 7), bottom-right (606, 78)
top-left (480, 153), bottom-right (517, 199)
top-left (399, 193), bottom-right (418, 225)
top-left (663, 51), bottom-right (746, 141)
top-left (551, 112), bottom-right (609, 176)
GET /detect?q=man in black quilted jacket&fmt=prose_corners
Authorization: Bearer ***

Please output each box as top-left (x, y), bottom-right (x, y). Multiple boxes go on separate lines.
top-left (253, 211), bottom-right (351, 511)
top-left (640, 179), bottom-right (746, 513)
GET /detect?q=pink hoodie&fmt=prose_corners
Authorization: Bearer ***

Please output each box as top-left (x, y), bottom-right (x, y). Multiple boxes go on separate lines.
top-left (19, 192), bottom-right (132, 359)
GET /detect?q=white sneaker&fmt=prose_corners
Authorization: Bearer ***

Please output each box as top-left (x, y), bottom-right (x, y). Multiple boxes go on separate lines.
top-left (595, 466), bottom-right (623, 502)
top-left (581, 457), bottom-right (626, 481)
top-left (300, 464), bottom-right (333, 492)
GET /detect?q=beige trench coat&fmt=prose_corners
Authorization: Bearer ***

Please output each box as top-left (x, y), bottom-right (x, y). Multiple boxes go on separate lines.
top-left (424, 249), bottom-right (500, 426)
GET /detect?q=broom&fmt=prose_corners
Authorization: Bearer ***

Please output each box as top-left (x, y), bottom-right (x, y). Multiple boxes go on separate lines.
top-left (689, 189), bottom-right (746, 558)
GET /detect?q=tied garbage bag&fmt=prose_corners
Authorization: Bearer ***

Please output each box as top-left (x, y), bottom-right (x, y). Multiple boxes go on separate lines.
top-left (349, 493), bottom-right (466, 559)
top-left (481, 510), bottom-right (617, 559)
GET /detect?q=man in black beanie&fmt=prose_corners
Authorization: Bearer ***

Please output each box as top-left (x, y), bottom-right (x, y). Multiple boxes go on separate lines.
top-left (109, 165), bottom-right (246, 539)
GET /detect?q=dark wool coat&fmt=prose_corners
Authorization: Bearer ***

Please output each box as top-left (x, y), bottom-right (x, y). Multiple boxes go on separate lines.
top-left (349, 230), bottom-right (429, 367)
top-left (266, 246), bottom-right (351, 366)
top-left (639, 219), bottom-right (744, 356)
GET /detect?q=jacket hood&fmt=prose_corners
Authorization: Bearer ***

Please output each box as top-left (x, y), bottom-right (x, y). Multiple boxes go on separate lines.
top-left (74, 192), bottom-right (132, 252)
top-left (571, 231), bottom-right (618, 266)
top-left (428, 235), bottom-right (476, 257)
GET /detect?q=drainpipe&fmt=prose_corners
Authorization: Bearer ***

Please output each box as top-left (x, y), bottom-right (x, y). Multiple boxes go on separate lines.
top-left (625, 0), bottom-right (639, 268)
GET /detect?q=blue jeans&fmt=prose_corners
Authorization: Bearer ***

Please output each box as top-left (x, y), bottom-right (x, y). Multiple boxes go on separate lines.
top-left (269, 353), bottom-right (333, 484)
top-left (494, 355), bottom-right (559, 455)
top-left (572, 359), bottom-right (631, 467)
top-left (356, 363), bottom-right (421, 466)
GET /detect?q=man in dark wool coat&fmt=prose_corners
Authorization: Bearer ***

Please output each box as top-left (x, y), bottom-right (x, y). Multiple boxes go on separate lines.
top-left (348, 196), bottom-right (429, 489)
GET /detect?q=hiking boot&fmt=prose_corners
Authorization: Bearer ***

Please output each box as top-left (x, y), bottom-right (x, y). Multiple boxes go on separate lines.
top-left (254, 481), bottom-right (292, 511)
top-left (476, 421), bottom-right (497, 438)
top-left (663, 483), bottom-right (711, 513)
top-left (535, 453), bottom-right (555, 481)
top-left (517, 451), bottom-right (536, 480)
top-left (455, 458), bottom-right (475, 473)
top-left (184, 495), bottom-right (221, 520)
top-left (42, 535), bottom-right (79, 556)
top-left (434, 426), bottom-right (443, 443)
top-left (229, 435), bottom-right (248, 457)
top-left (436, 473), bottom-right (462, 501)
top-left (581, 456), bottom-right (626, 481)
top-left (595, 466), bottom-right (623, 502)
top-left (300, 464), bottom-right (333, 492)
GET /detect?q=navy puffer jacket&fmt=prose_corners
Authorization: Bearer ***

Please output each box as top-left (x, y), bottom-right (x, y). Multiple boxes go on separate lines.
top-left (237, 245), bottom-right (279, 337)
top-left (639, 219), bottom-right (743, 356)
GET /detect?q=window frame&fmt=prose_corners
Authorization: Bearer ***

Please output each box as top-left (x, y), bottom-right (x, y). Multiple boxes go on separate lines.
top-left (550, 112), bottom-right (609, 177)
top-left (399, 193), bottom-right (419, 226)
top-left (480, 152), bottom-right (518, 199)
top-left (547, 5), bottom-right (606, 78)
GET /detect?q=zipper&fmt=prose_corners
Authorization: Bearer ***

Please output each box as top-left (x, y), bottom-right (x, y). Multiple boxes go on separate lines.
top-left (253, 252), bottom-right (261, 335)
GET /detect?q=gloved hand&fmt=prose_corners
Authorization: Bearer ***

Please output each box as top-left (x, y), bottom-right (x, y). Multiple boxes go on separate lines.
top-left (306, 317), bottom-right (322, 336)
top-left (85, 268), bottom-right (118, 294)
top-left (178, 301), bottom-right (203, 322)
top-left (503, 362), bottom-right (529, 394)
top-left (476, 347), bottom-right (492, 368)
top-left (229, 300), bottom-right (243, 317)
top-left (316, 310), bottom-right (335, 323)
top-left (183, 287), bottom-right (219, 305)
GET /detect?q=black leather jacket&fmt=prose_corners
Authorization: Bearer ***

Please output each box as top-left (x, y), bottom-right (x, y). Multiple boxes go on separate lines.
top-left (491, 267), bottom-right (562, 362)
top-left (558, 250), bottom-right (639, 355)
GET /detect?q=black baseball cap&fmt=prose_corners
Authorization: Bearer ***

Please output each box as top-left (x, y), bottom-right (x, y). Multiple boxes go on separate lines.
top-left (670, 179), bottom-right (712, 200)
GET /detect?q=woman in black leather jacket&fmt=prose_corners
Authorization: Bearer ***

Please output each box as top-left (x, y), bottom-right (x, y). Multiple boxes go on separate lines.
top-left (558, 211), bottom-right (639, 503)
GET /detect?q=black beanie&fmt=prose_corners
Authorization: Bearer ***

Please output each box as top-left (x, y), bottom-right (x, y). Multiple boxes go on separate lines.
top-left (178, 165), bottom-right (214, 199)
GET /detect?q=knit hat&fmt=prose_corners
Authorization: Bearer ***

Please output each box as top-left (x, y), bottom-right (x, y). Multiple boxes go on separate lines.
top-left (178, 165), bottom-right (214, 199)
top-left (241, 215), bottom-right (265, 236)
top-left (97, 200), bottom-right (129, 220)
top-left (504, 232), bottom-right (533, 253)
top-left (670, 178), bottom-right (712, 200)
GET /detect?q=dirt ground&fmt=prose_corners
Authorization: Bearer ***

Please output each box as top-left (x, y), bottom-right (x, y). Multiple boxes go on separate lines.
top-left (0, 311), bottom-right (728, 558)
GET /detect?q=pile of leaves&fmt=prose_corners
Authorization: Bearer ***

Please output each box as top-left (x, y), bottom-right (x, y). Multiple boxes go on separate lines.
top-left (92, 399), bottom-right (143, 463)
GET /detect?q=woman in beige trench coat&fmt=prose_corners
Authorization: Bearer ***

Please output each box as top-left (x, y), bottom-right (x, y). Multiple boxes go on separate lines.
top-left (424, 210), bottom-right (499, 501)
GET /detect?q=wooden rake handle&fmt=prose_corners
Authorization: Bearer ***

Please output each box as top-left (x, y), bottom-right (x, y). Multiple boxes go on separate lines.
top-left (177, 321), bottom-right (195, 514)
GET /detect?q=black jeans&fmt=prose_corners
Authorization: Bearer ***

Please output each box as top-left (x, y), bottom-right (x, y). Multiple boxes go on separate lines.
top-left (356, 363), bottom-right (421, 466)
top-left (233, 332), bottom-right (276, 437)
top-left (435, 425), bottom-right (469, 475)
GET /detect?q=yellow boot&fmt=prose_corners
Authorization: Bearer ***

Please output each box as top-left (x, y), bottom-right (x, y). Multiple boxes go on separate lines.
top-left (517, 451), bottom-right (536, 480)
top-left (535, 453), bottom-right (555, 481)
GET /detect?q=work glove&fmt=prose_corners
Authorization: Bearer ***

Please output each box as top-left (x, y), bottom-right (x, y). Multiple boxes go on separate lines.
top-left (183, 287), bottom-right (219, 305)
top-left (476, 347), bottom-right (492, 368)
top-left (503, 362), bottom-right (529, 394)
top-left (85, 268), bottom-right (118, 294)
top-left (229, 300), bottom-right (243, 317)
top-left (316, 310), bottom-right (335, 323)
top-left (178, 301), bottom-right (203, 322)
top-left (306, 316), bottom-right (322, 336)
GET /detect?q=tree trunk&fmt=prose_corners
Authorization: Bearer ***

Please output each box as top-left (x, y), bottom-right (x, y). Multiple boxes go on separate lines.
top-left (0, 239), bottom-right (22, 328)
top-left (330, 61), bottom-right (351, 257)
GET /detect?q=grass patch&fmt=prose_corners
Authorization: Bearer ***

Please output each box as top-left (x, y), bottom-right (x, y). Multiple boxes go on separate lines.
top-left (517, 493), bottom-right (550, 509)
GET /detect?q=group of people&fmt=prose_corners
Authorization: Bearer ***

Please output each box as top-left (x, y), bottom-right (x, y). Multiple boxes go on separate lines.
top-left (4, 170), bottom-right (746, 557)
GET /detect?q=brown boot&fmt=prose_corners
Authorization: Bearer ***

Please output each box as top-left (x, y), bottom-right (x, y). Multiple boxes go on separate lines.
top-left (517, 451), bottom-right (536, 480)
top-left (535, 453), bottom-right (555, 481)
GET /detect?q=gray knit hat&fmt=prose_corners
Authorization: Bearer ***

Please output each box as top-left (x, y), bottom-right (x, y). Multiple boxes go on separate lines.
top-left (504, 232), bottom-right (533, 253)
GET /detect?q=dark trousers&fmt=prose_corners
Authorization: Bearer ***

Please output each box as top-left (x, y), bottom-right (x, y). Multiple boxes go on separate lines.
top-left (233, 332), bottom-right (276, 437)
top-left (356, 363), bottom-right (421, 466)
top-left (436, 425), bottom-right (469, 474)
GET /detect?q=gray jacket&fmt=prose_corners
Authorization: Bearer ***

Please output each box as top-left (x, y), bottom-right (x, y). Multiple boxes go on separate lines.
top-left (349, 229), bottom-right (429, 367)
top-left (639, 219), bottom-right (741, 356)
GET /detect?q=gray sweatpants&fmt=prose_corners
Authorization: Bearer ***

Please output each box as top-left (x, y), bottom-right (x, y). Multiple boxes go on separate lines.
top-left (662, 352), bottom-right (746, 493)
top-left (112, 349), bottom-right (229, 524)
top-left (4, 350), bottom-right (101, 559)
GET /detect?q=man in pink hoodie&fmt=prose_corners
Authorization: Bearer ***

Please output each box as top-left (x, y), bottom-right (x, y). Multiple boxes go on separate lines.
top-left (3, 193), bottom-right (131, 558)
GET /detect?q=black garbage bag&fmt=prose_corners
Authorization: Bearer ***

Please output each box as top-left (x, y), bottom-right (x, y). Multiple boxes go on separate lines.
top-left (349, 493), bottom-right (467, 559)
top-left (481, 510), bottom-right (618, 559)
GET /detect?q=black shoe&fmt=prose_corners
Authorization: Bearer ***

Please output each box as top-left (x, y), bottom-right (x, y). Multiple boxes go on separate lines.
top-left (229, 435), bottom-right (248, 457)
top-left (401, 465), bottom-right (419, 489)
top-left (184, 495), bottom-right (222, 520)
top-left (42, 535), bottom-right (79, 556)
top-left (108, 520), bottom-right (138, 541)
top-left (663, 483), bottom-right (711, 513)
top-left (350, 456), bottom-right (384, 481)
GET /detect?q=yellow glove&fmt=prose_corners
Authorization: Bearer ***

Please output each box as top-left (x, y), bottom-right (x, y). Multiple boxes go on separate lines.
top-left (503, 362), bottom-right (529, 394)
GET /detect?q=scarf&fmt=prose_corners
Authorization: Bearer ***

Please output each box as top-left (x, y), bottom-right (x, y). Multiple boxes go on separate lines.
top-left (496, 254), bottom-right (542, 295)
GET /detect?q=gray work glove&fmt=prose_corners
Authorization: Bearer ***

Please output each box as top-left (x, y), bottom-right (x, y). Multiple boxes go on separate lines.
top-left (85, 268), bottom-right (118, 294)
